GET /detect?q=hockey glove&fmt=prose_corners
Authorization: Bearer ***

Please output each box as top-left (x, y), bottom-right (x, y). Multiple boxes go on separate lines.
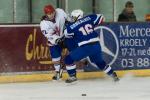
top-left (55, 37), bottom-right (66, 48)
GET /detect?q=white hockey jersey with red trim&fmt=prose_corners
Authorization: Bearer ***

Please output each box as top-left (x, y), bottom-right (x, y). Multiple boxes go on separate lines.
top-left (40, 8), bottom-right (67, 46)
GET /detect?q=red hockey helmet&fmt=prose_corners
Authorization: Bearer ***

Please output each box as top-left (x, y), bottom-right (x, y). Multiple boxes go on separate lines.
top-left (44, 4), bottom-right (55, 14)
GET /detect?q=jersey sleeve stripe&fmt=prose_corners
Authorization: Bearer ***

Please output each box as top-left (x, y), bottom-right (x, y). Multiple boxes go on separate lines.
top-left (98, 16), bottom-right (104, 24)
top-left (78, 37), bottom-right (99, 46)
top-left (94, 14), bottom-right (102, 25)
top-left (94, 14), bottom-right (105, 25)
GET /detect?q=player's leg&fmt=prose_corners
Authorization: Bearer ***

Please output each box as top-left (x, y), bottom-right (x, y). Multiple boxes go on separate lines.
top-left (63, 38), bottom-right (79, 83)
top-left (89, 56), bottom-right (119, 82)
top-left (65, 38), bottom-right (90, 68)
top-left (64, 43), bottom-right (105, 83)
top-left (64, 55), bottom-right (77, 83)
top-left (64, 46), bottom-right (92, 83)
top-left (50, 45), bottom-right (63, 80)
top-left (88, 44), bottom-right (119, 81)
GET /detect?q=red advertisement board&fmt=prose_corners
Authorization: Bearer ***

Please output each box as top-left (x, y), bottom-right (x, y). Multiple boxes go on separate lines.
top-left (0, 25), bottom-right (53, 72)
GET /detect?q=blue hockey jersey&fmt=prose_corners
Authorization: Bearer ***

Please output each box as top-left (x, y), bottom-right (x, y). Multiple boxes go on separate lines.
top-left (65, 14), bottom-right (104, 46)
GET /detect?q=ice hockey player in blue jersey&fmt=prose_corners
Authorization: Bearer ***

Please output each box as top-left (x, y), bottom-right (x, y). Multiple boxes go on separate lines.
top-left (63, 9), bottom-right (119, 83)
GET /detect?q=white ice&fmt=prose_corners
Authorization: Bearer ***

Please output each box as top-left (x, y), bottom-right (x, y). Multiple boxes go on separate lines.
top-left (0, 75), bottom-right (150, 100)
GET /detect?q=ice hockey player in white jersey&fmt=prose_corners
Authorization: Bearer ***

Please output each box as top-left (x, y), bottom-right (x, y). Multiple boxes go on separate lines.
top-left (40, 4), bottom-right (70, 80)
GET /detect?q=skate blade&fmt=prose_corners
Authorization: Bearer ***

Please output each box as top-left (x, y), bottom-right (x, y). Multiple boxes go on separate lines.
top-left (66, 81), bottom-right (78, 86)
top-left (52, 78), bottom-right (63, 82)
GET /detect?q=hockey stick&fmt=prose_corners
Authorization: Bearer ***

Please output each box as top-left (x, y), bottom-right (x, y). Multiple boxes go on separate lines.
top-left (39, 60), bottom-right (64, 80)
top-left (39, 49), bottom-right (67, 79)
top-left (58, 49), bottom-right (67, 78)
top-left (59, 63), bottom-right (65, 78)
top-left (39, 60), bottom-right (64, 78)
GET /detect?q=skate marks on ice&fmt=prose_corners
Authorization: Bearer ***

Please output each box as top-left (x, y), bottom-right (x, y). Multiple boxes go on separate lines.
top-left (0, 76), bottom-right (150, 100)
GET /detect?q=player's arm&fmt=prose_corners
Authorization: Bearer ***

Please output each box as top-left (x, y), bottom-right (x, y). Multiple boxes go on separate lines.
top-left (58, 8), bottom-right (71, 22)
top-left (92, 14), bottom-right (105, 27)
top-left (40, 23), bottom-right (62, 46)
top-left (42, 30), bottom-right (60, 46)
top-left (64, 29), bottom-right (74, 38)
top-left (59, 8), bottom-right (73, 24)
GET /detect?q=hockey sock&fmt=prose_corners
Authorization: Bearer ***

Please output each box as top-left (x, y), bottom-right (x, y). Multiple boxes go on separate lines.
top-left (53, 64), bottom-right (60, 72)
top-left (52, 57), bottom-right (61, 72)
top-left (66, 64), bottom-right (76, 77)
top-left (103, 65), bottom-right (114, 75)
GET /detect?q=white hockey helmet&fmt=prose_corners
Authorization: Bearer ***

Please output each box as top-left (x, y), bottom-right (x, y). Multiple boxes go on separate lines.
top-left (71, 9), bottom-right (84, 21)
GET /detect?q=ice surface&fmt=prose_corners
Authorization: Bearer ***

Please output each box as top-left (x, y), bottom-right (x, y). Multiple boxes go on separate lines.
top-left (0, 75), bottom-right (150, 100)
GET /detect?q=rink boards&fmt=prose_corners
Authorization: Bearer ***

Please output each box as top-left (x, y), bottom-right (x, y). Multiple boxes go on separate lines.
top-left (1, 23), bottom-right (150, 83)
top-left (0, 69), bottom-right (150, 83)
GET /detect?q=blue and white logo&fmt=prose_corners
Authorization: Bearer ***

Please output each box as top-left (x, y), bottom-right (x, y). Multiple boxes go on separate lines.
top-left (95, 26), bottom-right (119, 65)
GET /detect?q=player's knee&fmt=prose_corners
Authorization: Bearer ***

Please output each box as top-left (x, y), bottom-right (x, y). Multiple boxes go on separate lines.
top-left (64, 55), bottom-right (74, 65)
top-left (96, 61), bottom-right (106, 70)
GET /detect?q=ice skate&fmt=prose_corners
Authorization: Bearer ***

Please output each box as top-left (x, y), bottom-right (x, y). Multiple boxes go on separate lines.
top-left (111, 72), bottom-right (119, 82)
top-left (65, 76), bottom-right (77, 83)
top-left (52, 71), bottom-right (62, 80)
